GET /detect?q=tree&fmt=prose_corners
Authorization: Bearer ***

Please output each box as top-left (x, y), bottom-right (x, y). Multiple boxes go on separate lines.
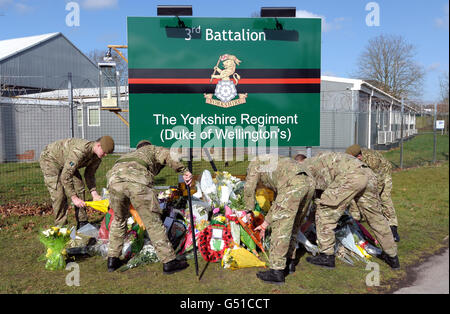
top-left (355, 34), bottom-right (425, 100)
top-left (86, 49), bottom-right (128, 86)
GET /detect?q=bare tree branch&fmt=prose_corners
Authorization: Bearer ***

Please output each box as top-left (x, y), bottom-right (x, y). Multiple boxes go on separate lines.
top-left (354, 34), bottom-right (425, 100)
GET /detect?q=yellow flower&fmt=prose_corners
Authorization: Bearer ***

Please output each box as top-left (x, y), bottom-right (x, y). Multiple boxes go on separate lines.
top-left (46, 248), bottom-right (53, 258)
top-left (216, 215), bottom-right (227, 223)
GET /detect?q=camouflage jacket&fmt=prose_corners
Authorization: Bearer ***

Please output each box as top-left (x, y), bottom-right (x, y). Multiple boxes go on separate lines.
top-left (42, 138), bottom-right (101, 197)
top-left (244, 155), bottom-right (312, 223)
top-left (360, 148), bottom-right (392, 180)
top-left (302, 152), bottom-right (366, 191)
top-left (107, 145), bottom-right (188, 187)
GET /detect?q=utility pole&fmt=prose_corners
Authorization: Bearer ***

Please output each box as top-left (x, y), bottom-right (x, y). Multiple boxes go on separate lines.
top-left (433, 103), bottom-right (437, 163)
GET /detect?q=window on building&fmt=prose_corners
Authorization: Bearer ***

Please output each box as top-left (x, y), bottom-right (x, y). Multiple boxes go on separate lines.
top-left (88, 106), bottom-right (100, 127)
top-left (77, 107), bottom-right (83, 127)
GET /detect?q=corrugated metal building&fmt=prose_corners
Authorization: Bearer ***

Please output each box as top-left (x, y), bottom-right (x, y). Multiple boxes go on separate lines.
top-left (0, 32), bottom-right (98, 94)
top-left (319, 76), bottom-right (416, 152)
top-left (0, 33), bottom-right (129, 162)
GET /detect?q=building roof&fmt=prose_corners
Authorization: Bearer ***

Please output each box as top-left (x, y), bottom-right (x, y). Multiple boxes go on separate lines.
top-left (322, 75), bottom-right (417, 112)
top-left (0, 32), bottom-right (60, 62)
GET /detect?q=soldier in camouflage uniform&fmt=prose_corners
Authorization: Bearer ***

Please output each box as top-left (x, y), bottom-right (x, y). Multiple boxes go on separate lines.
top-left (346, 144), bottom-right (400, 242)
top-left (244, 155), bottom-right (315, 284)
top-left (105, 140), bottom-right (193, 273)
top-left (39, 136), bottom-right (114, 228)
top-left (301, 152), bottom-right (400, 269)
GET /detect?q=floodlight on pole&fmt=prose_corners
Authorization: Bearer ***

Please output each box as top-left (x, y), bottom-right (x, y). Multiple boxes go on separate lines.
top-left (260, 7), bottom-right (296, 17)
top-left (157, 5), bottom-right (192, 28)
top-left (157, 5), bottom-right (192, 16)
top-left (103, 48), bottom-right (113, 62)
top-left (261, 7), bottom-right (296, 30)
top-left (157, 5), bottom-right (199, 281)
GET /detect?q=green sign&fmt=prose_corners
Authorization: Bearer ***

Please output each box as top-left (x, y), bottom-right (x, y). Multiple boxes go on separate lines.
top-left (127, 17), bottom-right (321, 148)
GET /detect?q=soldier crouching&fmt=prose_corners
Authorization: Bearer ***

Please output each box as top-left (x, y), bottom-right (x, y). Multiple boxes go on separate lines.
top-left (244, 155), bottom-right (315, 284)
top-left (39, 136), bottom-right (114, 229)
top-left (105, 140), bottom-right (192, 274)
top-left (299, 152), bottom-right (400, 270)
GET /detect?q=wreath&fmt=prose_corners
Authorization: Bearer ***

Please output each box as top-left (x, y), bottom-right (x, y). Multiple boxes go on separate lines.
top-left (198, 224), bottom-right (233, 262)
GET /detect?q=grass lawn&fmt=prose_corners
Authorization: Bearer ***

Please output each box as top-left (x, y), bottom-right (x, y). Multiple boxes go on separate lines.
top-left (0, 162), bottom-right (448, 294)
top-left (383, 133), bottom-right (449, 169)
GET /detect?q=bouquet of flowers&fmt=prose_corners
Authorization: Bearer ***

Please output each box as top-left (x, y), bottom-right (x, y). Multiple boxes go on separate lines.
top-left (39, 226), bottom-right (73, 270)
top-left (222, 244), bottom-right (267, 270)
top-left (118, 240), bottom-right (160, 272)
top-left (195, 170), bottom-right (244, 215)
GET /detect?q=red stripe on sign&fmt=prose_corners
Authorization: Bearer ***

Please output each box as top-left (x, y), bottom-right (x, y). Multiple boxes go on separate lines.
top-left (128, 78), bottom-right (321, 85)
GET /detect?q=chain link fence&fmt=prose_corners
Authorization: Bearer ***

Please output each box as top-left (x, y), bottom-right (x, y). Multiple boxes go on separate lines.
top-left (1, 76), bottom-right (448, 204)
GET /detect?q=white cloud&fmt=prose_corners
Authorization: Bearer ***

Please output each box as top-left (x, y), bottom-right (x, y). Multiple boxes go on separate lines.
top-left (0, 0), bottom-right (33, 14)
top-left (0, 0), bottom-right (13, 8)
top-left (296, 10), bottom-right (345, 32)
top-left (427, 62), bottom-right (441, 72)
top-left (82, 0), bottom-right (118, 10)
top-left (14, 2), bottom-right (32, 14)
top-left (435, 3), bottom-right (449, 31)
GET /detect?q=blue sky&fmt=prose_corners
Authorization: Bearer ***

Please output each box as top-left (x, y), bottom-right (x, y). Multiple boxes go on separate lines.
top-left (0, 0), bottom-right (448, 102)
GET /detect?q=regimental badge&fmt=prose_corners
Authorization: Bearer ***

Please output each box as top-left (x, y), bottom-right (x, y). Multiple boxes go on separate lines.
top-left (204, 54), bottom-right (247, 108)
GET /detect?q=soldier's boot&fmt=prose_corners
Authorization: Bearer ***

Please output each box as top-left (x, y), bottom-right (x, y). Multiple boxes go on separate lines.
top-left (107, 257), bottom-right (125, 272)
top-left (379, 252), bottom-right (400, 270)
top-left (163, 259), bottom-right (189, 275)
top-left (284, 258), bottom-right (296, 276)
top-left (256, 269), bottom-right (285, 285)
top-left (306, 253), bottom-right (335, 269)
top-left (390, 226), bottom-right (400, 242)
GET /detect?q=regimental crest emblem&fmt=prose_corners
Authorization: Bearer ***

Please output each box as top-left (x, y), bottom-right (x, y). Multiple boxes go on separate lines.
top-left (204, 54), bottom-right (247, 108)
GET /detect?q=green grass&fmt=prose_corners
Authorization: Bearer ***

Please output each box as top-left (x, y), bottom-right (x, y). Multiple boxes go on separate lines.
top-left (382, 133), bottom-right (449, 169)
top-left (0, 162), bottom-right (448, 294)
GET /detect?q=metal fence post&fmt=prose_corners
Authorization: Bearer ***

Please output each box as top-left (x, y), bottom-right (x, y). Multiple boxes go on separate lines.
top-left (433, 103), bottom-right (437, 163)
top-left (400, 97), bottom-right (404, 169)
top-left (68, 72), bottom-right (74, 138)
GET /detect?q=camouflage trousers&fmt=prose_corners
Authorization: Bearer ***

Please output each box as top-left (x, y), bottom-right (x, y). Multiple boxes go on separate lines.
top-left (349, 174), bottom-right (398, 227)
top-left (316, 167), bottom-right (397, 257)
top-left (39, 152), bottom-right (87, 227)
top-left (107, 181), bottom-right (176, 263)
top-left (268, 174), bottom-right (315, 270)
top-left (379, 175), bottom-right (398, 226)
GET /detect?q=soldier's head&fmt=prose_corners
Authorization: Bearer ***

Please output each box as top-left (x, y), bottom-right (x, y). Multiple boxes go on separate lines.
top-left (345, 144), bottom-right (362, 160)
top-left (137, 140), bottom-right (152, 149)
top-left (94, 136), bottom-right (114, 158)
top-left (294, 154), bottom-right (307, 163)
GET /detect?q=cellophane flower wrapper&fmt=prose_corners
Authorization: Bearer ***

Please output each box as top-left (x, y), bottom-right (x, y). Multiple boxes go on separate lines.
top-left (221, 244), bottom-right (267, 270)
top-left (118, 240), bottom-right (160, 272)
top-left (39, 227), bottom-right (73, 270)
